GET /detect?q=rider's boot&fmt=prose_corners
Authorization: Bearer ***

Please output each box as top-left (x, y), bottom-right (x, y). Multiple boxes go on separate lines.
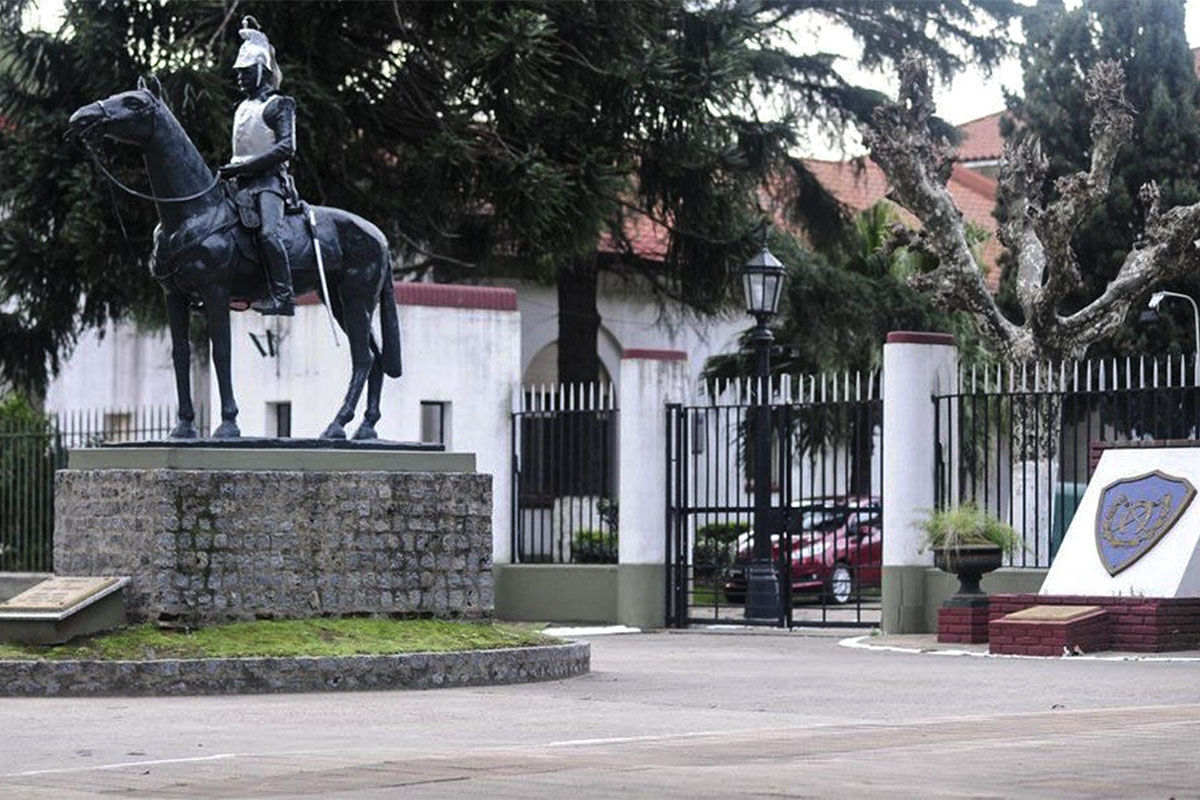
top-left (252, 233), bottom-right (295, 316)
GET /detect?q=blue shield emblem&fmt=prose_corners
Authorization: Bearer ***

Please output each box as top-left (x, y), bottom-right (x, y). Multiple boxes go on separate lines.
top-left (1095, 470), bottom-right (1196, 576)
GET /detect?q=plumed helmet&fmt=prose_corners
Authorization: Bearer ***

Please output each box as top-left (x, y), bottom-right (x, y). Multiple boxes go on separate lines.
top-left (232, 16), bottom-right (282, 89)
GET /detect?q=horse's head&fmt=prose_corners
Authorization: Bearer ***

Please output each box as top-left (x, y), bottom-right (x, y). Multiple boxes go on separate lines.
top-left (68, 77), bottom-right (164, 147)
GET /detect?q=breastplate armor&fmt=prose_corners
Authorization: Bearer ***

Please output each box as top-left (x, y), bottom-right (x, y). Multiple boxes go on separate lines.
top-left (231, 98), bottom-right (277, 165)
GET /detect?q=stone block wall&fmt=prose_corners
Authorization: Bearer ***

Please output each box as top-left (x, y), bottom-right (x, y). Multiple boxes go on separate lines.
top-left (55, 469), bottom-right (493, 626)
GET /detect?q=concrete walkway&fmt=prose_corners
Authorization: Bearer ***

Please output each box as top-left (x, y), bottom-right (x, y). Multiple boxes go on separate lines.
top-left (1, 629), bottom-right (1198, 798)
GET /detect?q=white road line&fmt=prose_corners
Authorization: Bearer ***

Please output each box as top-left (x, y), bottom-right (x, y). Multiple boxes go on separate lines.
top-left (546, 729), bottom-right (741, 748)
top-left (2, 753), bottom-right (238, 778)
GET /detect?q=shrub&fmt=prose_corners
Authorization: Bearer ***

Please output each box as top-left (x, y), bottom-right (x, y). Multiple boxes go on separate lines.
top-left (693, 521), bottom-right (749, 576)
top-left (571, 529), bottom-right (617, 564)
top-left (920, 505), bottom-right (1021, 556)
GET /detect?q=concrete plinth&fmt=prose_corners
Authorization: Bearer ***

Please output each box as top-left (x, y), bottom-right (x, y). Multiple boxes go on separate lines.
top-left (54, 444), bottom-right (492, 626)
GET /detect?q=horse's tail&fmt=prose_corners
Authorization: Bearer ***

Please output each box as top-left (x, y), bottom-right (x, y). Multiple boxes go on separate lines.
top-left (379, 258), bottom-right (403, 378)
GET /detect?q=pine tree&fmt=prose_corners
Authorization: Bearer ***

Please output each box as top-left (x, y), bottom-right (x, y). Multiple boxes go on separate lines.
top-left (0, 0), bottom-right (1015, 393)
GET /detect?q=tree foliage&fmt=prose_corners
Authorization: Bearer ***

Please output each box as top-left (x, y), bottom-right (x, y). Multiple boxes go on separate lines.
top-left (997, 0), bottom-right (1200, 359)
top-left (705, 203), bottom-right (989, 382)
top-left (0, 0), bottom-right (1016, 393)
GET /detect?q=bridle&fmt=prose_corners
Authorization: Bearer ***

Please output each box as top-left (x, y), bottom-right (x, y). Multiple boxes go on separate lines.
top-left (76, 93), bottom-right (220, 204)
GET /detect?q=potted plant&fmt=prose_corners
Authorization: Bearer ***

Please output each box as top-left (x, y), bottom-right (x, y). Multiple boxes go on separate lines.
top-left (920, 505), bottom-right (1021, 596)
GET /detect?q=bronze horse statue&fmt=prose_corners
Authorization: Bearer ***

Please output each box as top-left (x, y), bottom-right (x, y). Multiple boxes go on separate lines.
top-left (67, 80), bottom-right (401, 440)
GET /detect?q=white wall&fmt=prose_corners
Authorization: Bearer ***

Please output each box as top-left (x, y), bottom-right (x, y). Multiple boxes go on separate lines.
top-left (218, 289), bottom-right (522, 562)
top-left (504, 276), bottom-right (746, 390)
top-left (45, 321), bottom-right (197, 412)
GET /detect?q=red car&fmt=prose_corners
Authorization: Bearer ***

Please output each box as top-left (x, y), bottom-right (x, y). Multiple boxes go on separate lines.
top-left (722, 499), bottom-right (882, 605)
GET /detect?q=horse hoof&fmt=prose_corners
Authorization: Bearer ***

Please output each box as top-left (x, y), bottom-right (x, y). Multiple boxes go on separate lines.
top-left (213, 421), bottom-right (241, 438)
top-left (169, 422), bottom-right (197, 440)
top-left (352, 424), bottom-right (377, 441)
top-left (322, 423), bottom-right (347, 439)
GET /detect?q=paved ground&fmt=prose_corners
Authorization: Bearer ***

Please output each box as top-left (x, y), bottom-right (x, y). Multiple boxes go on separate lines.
top-left (2, 629), bottom-right (1199, 798)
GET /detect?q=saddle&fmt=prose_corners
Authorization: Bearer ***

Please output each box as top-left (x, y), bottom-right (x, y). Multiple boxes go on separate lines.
top-left (232, 174), bottom-right (304, 229)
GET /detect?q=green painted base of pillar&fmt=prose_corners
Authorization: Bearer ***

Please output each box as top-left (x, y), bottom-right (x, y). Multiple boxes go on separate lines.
top-left (616, 563), bottom-right (665, 630)
top-left (883, 565), bottom-right (1049, 634)
top-left (494, 563), bottom-right (665, 628)
top-left (882, 565), bottom-right (928, 634)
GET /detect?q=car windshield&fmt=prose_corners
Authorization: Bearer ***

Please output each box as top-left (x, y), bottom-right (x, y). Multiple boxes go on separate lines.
top-left (799, 510), bottom-right (845, 531)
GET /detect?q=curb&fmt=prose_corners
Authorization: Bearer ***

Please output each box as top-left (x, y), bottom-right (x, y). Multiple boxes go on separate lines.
top-left (0, 641), bottom-right (589, 697)
top-left (839, 635), bottom-right (1200, 662)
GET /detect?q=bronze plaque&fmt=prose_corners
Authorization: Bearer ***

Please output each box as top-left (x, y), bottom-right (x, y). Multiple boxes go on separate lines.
top-left (0, 577), bottom-right (120, 614)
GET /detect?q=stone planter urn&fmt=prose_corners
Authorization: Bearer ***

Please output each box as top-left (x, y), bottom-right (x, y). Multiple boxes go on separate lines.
top-left (933, 545), bottom-right (1003, 596)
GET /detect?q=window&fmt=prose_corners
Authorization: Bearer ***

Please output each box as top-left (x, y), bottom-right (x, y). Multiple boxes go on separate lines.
top-left (420, 401), bottom-right (449, 446)
top-left (267, 402), bottom-right (291, 438)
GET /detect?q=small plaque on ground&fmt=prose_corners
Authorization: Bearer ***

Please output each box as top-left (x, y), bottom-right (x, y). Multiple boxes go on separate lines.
top-left (1003, 605), bottom-right (1101, 622)
top-left (0, 577), bottom-right (120, 614)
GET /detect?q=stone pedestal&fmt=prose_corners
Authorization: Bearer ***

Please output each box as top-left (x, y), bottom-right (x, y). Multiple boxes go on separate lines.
top-left (54, 443), bottom-right (493, 626)
top-left (937, 596), bottom-right (990, 644)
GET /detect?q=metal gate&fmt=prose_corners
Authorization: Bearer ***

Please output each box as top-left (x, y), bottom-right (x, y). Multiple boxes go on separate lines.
top-left (665, 373), bottom-right (882, 627)
top-left (512, 384), bottom-right (618, 564)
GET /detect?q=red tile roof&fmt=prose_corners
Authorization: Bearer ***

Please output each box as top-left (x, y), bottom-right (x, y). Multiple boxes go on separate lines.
top-left (955, 110), bottom-right (1009, 162)
top-left (802, 158), bottom-right (1002, 290)
top-left (298, 282), bottom-right (518, 311)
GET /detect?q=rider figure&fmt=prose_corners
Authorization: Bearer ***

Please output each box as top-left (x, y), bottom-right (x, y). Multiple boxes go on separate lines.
top-left (218, 17), bottom-right (295, 317)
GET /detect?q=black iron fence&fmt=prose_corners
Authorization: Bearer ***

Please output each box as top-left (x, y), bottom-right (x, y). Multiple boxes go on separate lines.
top-left (512, 384), bottom-right (618, 564)
top-left (933, 357), bottom-right (1199, 568)
top-left (0, 405), bottom-right (208, 571)
top-left (666, 372), bottom-right (883, 628)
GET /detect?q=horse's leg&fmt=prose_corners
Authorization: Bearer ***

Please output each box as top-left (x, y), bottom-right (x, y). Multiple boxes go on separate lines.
top-left (204, 287), bottom-right (241, 438)
top-left (322, 293), bottom-right (374, 440)
top-left (165, 290), bottom-right (197, 439)
top-left (352, 334), bottom-right (384, 440)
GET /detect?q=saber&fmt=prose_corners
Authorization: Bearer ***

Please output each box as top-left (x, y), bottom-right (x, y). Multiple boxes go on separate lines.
top-left (307, 207), bottom-right (340, 347)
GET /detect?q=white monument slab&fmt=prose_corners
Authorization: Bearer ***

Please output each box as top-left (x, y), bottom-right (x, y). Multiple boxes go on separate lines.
top-left (1041, 446), bottom-right (1200, 597)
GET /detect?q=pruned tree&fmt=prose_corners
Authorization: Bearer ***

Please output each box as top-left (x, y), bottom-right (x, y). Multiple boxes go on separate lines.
top-left (865, 55), bottom-right (1200, 362)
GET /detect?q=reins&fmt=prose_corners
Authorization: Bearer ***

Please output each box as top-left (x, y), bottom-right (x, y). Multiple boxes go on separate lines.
top-left (78, 97), bottom-right (220, 204)
top-left (84, 140), bottom-right (221, 203)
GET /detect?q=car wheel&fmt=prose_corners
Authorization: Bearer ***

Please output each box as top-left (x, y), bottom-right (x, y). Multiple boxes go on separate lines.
top-left (826, 563), bottom-right (854, 605)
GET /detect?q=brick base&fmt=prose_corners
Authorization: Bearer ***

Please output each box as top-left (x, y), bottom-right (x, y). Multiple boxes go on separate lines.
top-left (937, 597), bottom-right (990, 644)
top-left (990, 594), bottom-right (1200, 653)
top-left (989, 606), bottom-right (1110, 656)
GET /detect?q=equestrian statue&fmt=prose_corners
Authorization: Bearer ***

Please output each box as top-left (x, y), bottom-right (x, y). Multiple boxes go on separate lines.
top-left (66, 17), bottom-right (401, 441)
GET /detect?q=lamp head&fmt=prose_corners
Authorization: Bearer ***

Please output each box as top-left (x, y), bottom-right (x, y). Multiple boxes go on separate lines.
top-left (1149, 291), bottom-right (1166, 310)
top-left (742, 246), bottom-right (785, 319)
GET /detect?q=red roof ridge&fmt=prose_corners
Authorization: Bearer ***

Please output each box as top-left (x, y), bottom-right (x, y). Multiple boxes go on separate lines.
top-left (949, 163), bottom-right (998, 197)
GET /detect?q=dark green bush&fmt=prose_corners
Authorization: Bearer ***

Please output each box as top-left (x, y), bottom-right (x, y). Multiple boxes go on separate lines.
top-left (571, 529), bottom-right (617, 564)
top-left (693, 521), bottom-right (749, 576)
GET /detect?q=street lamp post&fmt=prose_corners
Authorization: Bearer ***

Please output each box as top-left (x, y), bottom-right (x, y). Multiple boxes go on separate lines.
top-left (1149, 291), bottom-right (1200, 386)
top-left (741, 245), bottom-right (785, 621)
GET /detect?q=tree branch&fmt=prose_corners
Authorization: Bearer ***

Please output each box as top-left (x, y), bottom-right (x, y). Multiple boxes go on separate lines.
top-left (864, 53), bottom-right (1023, 354)
top-left (867, 53), bottom-right (1193, 362)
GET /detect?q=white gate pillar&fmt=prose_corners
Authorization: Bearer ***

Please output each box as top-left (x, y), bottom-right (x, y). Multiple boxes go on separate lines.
top-left (882, 332), bottom-right (958, 633)
top-left (617, 349), bottom-right (687, 628)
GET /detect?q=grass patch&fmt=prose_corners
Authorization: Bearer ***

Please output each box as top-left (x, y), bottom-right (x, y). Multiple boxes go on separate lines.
top-left (0, 618), bottom-right (560, 661)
